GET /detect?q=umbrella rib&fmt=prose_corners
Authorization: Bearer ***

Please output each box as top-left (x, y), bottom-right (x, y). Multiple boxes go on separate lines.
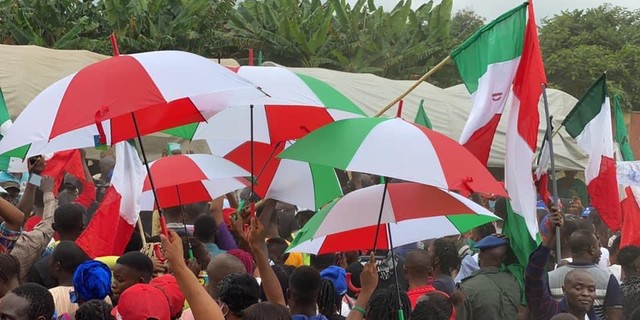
top-left (254, 141), bottom-right (282, 181)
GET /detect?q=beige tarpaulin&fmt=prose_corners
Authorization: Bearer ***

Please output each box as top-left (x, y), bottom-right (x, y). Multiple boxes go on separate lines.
top-left (0, 45), bottom-right (586, 169)
top-left (276, 65), bottom-right (587, 170)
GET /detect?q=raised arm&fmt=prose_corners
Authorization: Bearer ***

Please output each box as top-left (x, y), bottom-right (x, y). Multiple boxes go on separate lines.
top-left (161, 230), bottom-right (225, 320)
top-left (525, 210), bottom-right (562, 320)
top-left (17, 157), bottom-right (44, 217)
top-left (248, 217), bottom-right (286, 306)
top-left (347, 253), bottom-right (378, 320)
top-left (0, 195), bottom-right (25, 231)
top-left (74, 151), bottom-right (96, 209)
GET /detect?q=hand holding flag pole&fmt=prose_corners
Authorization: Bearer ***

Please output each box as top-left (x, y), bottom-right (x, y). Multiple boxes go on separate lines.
top-left (542, 83), bottom-right (562, 265)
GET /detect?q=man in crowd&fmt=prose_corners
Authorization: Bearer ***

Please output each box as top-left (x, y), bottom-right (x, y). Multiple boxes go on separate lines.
top-left (617, 245), bottom-right (640, 319)
top-left (111, 251), bottom-right (155, 304)
top-left (403, 249), bottom-right (437, 308)
top-left (526, 210), bottom-right (599, 319)
top-left (557, 171), bottom-right (589, 206)
top-left (456, 234), bottom-right (522, 320)
top-left (0, 283), bottom-right (55, 320)
top-left (547, 229), bottom-right (623, 319)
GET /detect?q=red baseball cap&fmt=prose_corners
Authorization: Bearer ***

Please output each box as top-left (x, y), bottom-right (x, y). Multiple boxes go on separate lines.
top-left (150, 275), bottom-right (185, 318)
top-left (112, 284), bottom-right (171, 320)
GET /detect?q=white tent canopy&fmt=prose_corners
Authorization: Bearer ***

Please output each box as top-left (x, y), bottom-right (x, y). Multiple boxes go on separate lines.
top-left (0, 45), bottom-right (586, 169)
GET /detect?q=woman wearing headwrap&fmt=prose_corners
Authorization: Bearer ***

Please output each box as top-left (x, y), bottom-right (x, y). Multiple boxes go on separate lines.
top-left (71, 260), bottom-right (112, 306)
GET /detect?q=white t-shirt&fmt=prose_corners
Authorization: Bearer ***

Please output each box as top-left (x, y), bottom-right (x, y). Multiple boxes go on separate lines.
top-left (599, 248), bottom-right (610, 269)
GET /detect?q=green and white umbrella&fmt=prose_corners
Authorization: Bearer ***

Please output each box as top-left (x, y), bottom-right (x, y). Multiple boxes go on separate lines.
top-left (287, 182), bottom-right (499, 254)
top-left (209, 139), bottom-right (342, 210)
top-left (279, 117), bottom-right (506, 196)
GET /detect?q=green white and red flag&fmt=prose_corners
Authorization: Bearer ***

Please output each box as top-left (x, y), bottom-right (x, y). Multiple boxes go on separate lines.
top-left (562, 74), bottom-right (621, 231)
top-left (503, 1), bottom-right (547, 265)
top-left (452, 4), bottom-right (526, 165)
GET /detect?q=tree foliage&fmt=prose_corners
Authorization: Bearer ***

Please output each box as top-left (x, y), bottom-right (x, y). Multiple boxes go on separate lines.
top-left (540, 4), bottom-right (640, 110)
top-left (0, 0), bottom-right (478, 83)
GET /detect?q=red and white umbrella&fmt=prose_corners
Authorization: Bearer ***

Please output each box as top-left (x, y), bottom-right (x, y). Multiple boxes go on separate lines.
top-left (166, 66), bottom-right (366, 143)
top-left (139, 154), bottom-right (249, 210)
top-left (0, 51), bottom-right (267, 158)
top-left (287, 183), bottom-right (499, 254)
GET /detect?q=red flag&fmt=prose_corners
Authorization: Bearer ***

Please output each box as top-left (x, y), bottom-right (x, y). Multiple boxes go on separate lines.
top-left (620, 186), bottom-right (640, 247)
top-left (41, 150), bottom-right (85, 196)
top-left (76, 142), bottom-right (145, 258)
top-left (535, 172), bottom-right (551, 205)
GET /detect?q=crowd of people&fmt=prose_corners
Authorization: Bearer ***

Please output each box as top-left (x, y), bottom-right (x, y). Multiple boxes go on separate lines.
top-left (0, 151), bottom-right (637, 320)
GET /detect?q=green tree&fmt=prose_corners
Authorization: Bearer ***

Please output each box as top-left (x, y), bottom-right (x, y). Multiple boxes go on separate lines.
top-left (101, 0), bottom-right (234, 56)
top-left (329, 0), bottom-right (454, 79)
top-left (430, 8), bottom-right (486, 88)
top-left (224, 0), bottom-right (336, 67)
top-left (540, 4), bottom-right (640, 110)
top-left (0, 0), bottom-right (105, 51)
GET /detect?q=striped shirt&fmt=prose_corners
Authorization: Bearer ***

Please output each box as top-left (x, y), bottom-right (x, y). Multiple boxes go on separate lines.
top-left (525, 245), bottom-right (599, 320)
top-left (548, 258), bottom-right (623, 320)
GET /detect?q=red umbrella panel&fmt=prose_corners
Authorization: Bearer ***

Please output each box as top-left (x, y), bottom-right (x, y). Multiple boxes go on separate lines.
top-left (139, 154), bottom-right (250, 210)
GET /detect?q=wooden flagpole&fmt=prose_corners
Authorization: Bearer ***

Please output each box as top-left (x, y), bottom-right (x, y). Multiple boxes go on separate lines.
top-left (374, 56), bottom-right (451, 117)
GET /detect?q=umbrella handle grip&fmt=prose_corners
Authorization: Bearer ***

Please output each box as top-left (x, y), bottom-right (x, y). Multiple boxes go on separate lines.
top-left (346, 273), bottom-right (362, 295)
top-left (159, 215), bottom-right (169, 236)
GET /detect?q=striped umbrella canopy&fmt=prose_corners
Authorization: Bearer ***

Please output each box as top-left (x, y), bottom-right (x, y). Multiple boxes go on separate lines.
top-left (287, 183), bottom-right (499, 254)
top-left (139, 154), bottom-right (249, 210)
top-left (279, 117), bottom-right (506, 197)
top-left (164, 66), bottom-right (366, 143)
top-left (0, 51), bottom-right (266, 158)
top-left (208, 139), bottom-right (342, 210)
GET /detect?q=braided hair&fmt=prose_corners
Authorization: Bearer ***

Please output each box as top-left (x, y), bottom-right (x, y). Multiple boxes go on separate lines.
top-left (317, 279), bottom-right (341, 317)
top-left (75, 299), bottom-right (114, 320)
top-left (0, 253), bottom-right (20, 284)
top-left (366, 285), bottom-right (411, 320)
top-left (432, 238), bottom-right (460, 275)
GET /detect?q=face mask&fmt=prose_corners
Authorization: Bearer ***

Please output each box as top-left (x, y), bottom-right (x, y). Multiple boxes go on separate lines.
top-left (466, 238), bottom-right (477, 251)
top-left (488, 200), bottom-right (496, 210)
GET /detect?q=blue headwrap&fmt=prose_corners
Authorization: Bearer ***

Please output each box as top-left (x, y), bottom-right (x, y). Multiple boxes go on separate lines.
top-left (71, 260), bottom-right (112, 303)
top-left (320, 265), bottom-right (347, 296)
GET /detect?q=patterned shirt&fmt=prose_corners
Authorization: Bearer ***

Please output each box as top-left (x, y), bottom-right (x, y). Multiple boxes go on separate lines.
top-left (0, 222), bottom-right (21, 254)
top-left (10, 192), bottom-right (57, 281)
top-left (621, 276), bottom-right (640, 319)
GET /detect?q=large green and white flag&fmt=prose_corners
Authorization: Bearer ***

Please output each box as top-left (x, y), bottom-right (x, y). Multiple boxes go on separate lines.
top-left (562, 74), bottom-right (620, 231)
top-left (0, 89), bottom-right (28, 172)
top-left (451, 4), bottom-right (526, 165)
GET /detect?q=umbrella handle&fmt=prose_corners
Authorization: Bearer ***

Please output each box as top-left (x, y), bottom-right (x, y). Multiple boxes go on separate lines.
top-left (346, 273), bottom-right (361, 295)
top-left (159, 215), bottom-right (168, 237)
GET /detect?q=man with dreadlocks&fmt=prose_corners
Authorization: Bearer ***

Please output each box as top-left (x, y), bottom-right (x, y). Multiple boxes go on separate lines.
top-left (427, 238), bottom-right (460, 296)
top-left (317, 279), bottom-right (345, 320)
top-left (365, 284), bottom-right (412, 320)
top-left (455, 235), bottom-right (522, 320)
top-left (0, 253), bottom-right (20, 298)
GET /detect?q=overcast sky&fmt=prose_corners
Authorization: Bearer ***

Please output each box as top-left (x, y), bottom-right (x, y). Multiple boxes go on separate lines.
top-left (367, 0), bottom-right (640, 20)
